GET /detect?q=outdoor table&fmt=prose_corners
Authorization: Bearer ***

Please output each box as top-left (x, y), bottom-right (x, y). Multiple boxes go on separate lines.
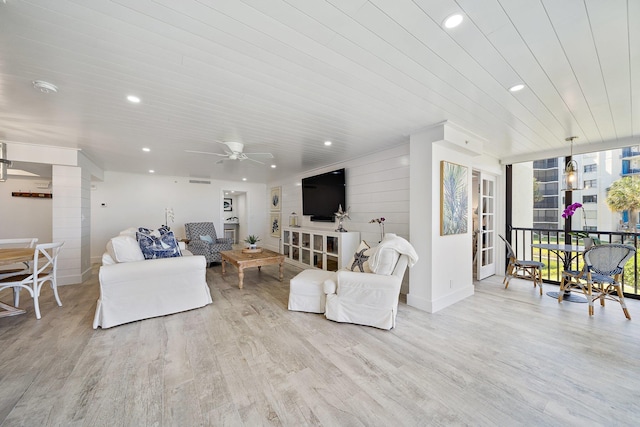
top-left (531, 243), bottom-right (587, 303)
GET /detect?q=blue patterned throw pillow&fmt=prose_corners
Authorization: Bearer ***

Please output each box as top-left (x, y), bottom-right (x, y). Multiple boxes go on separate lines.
top-left (136, 230), bottom-right (182, 260)
top-left (157, 225), bottom-right (170, 235)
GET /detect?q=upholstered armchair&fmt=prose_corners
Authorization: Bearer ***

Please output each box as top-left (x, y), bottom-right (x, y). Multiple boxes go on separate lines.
top-left (323, 234), bottom-right (417, 330)
top-left (184, 222), bottom-right (233, 265)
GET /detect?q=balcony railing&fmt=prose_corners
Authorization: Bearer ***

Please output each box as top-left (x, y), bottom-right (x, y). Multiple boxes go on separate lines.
top-left (508, 227), bottom-right (640, 298)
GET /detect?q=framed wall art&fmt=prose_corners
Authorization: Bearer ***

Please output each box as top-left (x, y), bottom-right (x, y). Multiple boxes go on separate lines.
top-left (223, 198), bottom-right (233, 211)
top-left (270, 186), bottom-right (281, 211)
top-left (270, 212), bottom-right (281, 238)
top-left (440, 160), bottom-right (468, 236)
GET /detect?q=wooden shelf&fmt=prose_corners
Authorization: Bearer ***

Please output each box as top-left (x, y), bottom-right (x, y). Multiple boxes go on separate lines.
top-left (11, 192), bottom-right (52, 199)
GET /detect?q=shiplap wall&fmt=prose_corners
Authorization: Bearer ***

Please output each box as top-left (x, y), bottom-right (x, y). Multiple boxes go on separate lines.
top-left (266, 143), bottom-right (410, 250)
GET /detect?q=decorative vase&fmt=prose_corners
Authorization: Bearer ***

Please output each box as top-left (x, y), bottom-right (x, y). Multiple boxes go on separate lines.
top-left (249, 243), bottom-right (257, 249)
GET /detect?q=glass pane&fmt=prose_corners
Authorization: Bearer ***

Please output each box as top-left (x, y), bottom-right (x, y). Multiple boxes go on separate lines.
top-left (313, 235), bottom-right (323, 251)
top-left (283, 244), bottom-right (290, 257)
top-left (313, 251), bottom-right (323, 268)
top-left (484, 214), bottom-right (494, 232)
top-left (292, 247), bottom-right (299, 261)
top-left (302, 233), bottom-right (310, 248)
top-left (283, 230), bottom-right (290, 243)
top-left (326, 236), bottom-right (338, 254)
top-left (292, 232), bottom-right (299, 246)
top-left (483, 179), bottom-right (494, 196)
top-left (301, 249), bottom-right (310, 264)
top-left (326, 254), bottom-right (338, 271)
top-left (482, 248), bottom-right (493, 266)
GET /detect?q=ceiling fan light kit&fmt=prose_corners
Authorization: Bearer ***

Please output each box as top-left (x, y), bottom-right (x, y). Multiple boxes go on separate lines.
top-left (32, 80), bottom-right (58, 93)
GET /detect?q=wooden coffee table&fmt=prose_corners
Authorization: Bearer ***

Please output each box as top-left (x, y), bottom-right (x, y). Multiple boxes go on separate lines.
top-left (220, 249), bottom-right (285, 289)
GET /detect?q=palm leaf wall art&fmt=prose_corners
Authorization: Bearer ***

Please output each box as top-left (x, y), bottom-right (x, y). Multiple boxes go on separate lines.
top-left (440, 161), bottom-right (468, 235)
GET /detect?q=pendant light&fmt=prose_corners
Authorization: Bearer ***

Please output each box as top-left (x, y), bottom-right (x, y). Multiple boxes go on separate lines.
top-left (561, 136), bottom-right (582, 191)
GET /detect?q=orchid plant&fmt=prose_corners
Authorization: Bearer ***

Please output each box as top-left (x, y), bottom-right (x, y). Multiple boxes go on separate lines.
top-left (369, 217), bottom-right (386, 242)
top-left (562, 202), bottom-right (593, 241)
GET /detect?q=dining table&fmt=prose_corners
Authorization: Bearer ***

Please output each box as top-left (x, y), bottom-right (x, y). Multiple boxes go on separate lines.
top-left (531, 243), bottom-right (587, 303)
top-left (0, 247), bottom-right (35, 317)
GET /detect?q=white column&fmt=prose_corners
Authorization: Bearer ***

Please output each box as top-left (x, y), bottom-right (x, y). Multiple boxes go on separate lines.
top-left (408, 121), bottom-right (482, 312)
top-left (52, 165), bottom-right (91, 285)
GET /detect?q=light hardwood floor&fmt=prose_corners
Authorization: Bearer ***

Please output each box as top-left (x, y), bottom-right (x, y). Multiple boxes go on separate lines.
top-left (1, 263), bottom-right (639, 426)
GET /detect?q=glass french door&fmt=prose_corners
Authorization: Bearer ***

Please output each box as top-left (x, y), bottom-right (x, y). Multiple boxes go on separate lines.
top-left (477, 173), bottom-right (496, 279)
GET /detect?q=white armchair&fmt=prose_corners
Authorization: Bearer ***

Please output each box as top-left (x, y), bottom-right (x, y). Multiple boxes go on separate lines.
top-left (323, 233), bottom-right (418, 329)
top-left (323, 251), bottom-right (411, 330)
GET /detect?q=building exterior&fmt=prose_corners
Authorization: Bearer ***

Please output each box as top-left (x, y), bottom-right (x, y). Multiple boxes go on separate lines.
top-left (530, 146), bottom-right (640, 232)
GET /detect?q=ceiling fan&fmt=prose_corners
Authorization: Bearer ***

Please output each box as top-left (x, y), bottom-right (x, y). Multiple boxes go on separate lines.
top-left (185, 141), bottom-right (274, 165)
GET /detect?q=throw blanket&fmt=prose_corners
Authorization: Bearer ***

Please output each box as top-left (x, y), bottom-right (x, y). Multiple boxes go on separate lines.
top-left (368, 233), bottom-right (419, 271)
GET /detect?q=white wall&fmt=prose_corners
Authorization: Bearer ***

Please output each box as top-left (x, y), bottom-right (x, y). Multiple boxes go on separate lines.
top-left (91, 172), bottom-right (266, 261)
top-left (408, 122), bottom-right (500, 312)
top-left (0, 177), bottom-right (52, 242)
top-left (267, 145), bottom-right (410, 249)
top-left (267, 144), bottom-right (411, 289)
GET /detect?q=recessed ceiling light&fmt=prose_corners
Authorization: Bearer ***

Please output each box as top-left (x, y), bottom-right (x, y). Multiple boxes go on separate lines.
top-left (509, 84), bottom-right (525, 92)
top-left (271, 164), bottom-right (277, 169)
top-left (443, 14), bottom-right (464, 29)
top-left (127, 95), bottom-right (141, 103)
top-left (32, 80), bottom-right (58, 93)
top-left (242, 178), bottom-right (247, 181)
top-left (324, 140), bottom-right (332, 146)
top-left (148, 169), bottom-right (155, 173)
top-left (142, 147), bottom-right (150, 152)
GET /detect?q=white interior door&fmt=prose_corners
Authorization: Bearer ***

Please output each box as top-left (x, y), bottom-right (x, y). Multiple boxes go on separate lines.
top-left (477, 173), bottom-right (496, 279)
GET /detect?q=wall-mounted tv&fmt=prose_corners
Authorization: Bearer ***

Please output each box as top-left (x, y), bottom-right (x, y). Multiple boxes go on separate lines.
top-left (302, 168), bottom-right (346, 222)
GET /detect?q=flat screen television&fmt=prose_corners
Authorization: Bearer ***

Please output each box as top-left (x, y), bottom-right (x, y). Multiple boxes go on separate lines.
top-left (302, 168), bottom-right (346, 222)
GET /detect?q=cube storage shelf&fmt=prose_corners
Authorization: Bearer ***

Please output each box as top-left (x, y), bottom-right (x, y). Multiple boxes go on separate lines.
top-left (281, 227), bottom-right (360, 271)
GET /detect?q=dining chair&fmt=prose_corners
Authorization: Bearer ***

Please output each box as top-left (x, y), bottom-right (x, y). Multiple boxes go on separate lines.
top-left (499, 234), bottom-right (545, 294)
top-left (0, 241), bottom-right (64, 319)
top-left (0, 238), bottom-right (38, 281)
top-left (566, 244), bottom-right (636, 319)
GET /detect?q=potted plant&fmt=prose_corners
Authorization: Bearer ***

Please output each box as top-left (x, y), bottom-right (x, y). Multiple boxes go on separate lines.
top-left (244, 235), bottom-right (261, 249)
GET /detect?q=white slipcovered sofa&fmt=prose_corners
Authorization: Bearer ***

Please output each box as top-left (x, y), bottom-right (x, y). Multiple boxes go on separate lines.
top-left (93, 228), bottom-right (212, 329)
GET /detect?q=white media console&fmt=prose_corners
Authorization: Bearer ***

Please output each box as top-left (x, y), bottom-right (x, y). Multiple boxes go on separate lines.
top-left (281, 227), bottom-right (360, 271)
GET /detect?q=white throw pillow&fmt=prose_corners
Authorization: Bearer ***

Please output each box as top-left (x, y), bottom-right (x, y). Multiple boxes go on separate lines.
top-left (118, 227), bottom-right (138, 239)
top-left (370, 246), bottom-right (400, 275)
top-left (107, 235), bottom-right (145, 263)
top-left (346, 241), bottom-right (373, 273)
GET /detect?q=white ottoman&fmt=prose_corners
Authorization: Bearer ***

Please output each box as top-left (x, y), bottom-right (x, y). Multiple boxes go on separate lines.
top-left (288, 269), bottom-right (336, 313)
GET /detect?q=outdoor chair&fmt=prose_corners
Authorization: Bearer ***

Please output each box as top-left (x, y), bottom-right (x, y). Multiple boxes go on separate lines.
top-left (499, 234), bottom-right (544, 295)
top-left (560, 244), bottom-right (635, 319)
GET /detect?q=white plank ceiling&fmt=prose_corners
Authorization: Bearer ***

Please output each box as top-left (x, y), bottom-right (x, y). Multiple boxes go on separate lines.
top-left (0, 0), bottom-right (638, 182)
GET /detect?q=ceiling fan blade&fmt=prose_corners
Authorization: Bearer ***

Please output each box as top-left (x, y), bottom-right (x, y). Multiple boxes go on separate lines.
top-left (245, 157), bottom-right (265, 165)
top-left (245, 152), bottom-right (274, 159)
top-left (184, 150), bottom-right (227, 157)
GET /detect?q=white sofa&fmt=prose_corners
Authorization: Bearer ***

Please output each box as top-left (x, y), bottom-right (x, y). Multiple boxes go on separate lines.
top-left (93, 229), bottom-right (213, 329)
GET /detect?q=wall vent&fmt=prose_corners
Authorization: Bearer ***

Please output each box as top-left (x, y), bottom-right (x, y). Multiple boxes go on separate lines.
top-left (189, 179), bottom-right (211, 184)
